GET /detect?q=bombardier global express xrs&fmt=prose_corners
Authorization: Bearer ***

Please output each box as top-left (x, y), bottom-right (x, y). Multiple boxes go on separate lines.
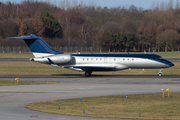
top-left (8, 34), bottom-right (174, 77)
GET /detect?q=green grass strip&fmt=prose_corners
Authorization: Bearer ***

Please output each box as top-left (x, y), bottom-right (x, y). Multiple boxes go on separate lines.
top-left (25, 92), bottom-right (180, 119)
top-left (0, 80), bottom-right (58, 86)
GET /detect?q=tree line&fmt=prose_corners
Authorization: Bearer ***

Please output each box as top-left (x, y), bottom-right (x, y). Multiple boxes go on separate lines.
top-left (0, 0), bottom-right (180, 52)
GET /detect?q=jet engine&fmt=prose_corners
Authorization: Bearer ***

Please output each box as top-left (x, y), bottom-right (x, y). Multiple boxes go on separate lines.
top-left (31, 54), bottom-right (72, 64)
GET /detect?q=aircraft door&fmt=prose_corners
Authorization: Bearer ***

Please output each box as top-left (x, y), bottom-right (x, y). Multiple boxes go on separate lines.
top-left (104, 57), bottom-right (107, 63)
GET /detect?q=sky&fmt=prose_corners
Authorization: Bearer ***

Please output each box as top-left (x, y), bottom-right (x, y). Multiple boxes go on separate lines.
top-left (1, 0), bottom-right (174, 10)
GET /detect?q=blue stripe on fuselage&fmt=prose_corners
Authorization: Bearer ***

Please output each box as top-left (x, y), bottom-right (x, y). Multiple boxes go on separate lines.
top-left (72, 54), bottom-right (160, 58)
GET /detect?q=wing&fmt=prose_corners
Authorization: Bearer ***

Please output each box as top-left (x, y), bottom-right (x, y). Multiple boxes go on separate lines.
top-left (63, 65), bottom-right (116, 71)
top-left (47, 58), bottom-right (128, 71)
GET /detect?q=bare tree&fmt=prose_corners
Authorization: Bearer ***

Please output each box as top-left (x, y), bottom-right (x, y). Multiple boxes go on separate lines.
top-left (167, 0), bottom-right (173, 11)
top-left (122, 21), bottom-right (137, 34)
top-left (15, 18), bottom-right (27, 36)
top-left (159, 1), bottom-right (166, 11)
top-left (176, 0), bottom-right (180, 9)
top-left (64, 24), bottom-right (82, 46)
top-left (157, 30), bottom-right (179, 51)
top-left (78, 22), bottom-right (94, 47)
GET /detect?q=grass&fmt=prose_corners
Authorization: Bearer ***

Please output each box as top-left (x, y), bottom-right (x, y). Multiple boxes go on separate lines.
top-left (0, 61), bottom-right (77, 75)
top-left (150, 51), bottom-right (180, 58)
top-left (0, 61), bottom-right (179, 75)
top-left (0, 51), bottom-right (180, 58)
top-left (0, 80), bottom-right (58, 86)
top-left (0, 53), bottom-right (33, 58)
top-left (25, 92), bottom-right (180, 119)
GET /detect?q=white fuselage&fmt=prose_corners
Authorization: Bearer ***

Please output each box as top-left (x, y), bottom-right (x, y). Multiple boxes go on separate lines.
top-left (72, 56), bottom-right (169, 71)
top-left (31, 53), bottom-right (173, 72)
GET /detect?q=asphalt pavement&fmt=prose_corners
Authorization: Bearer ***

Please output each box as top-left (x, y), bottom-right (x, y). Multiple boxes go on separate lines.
top-left (0, 75), bottom-right (180, 120)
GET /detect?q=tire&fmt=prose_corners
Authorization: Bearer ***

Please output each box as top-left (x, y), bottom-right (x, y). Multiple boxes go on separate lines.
top-left (158, 73), bottom-right (162, 77)
top-left (85, 71), bottom-right (91, 77)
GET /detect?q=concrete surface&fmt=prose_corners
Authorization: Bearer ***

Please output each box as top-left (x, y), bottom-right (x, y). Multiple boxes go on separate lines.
top-left (0, 75), bottom-right (180, 120)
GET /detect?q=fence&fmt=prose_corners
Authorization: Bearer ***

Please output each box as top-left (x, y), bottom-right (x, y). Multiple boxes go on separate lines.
top-left (0, 46), bottom-right (109, 53)
top-left (1, 46), bottom-right (176, 53)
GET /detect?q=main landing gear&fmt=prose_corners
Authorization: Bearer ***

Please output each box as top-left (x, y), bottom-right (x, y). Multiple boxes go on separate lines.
top-left (158, 69), bottom-right (162, 77)
top-left (85, 71), bottom-right (92, 77)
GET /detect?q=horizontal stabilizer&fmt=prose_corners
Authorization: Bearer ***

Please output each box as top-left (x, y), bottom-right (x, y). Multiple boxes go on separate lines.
top-left (7, 34), bottom-right (38, 40)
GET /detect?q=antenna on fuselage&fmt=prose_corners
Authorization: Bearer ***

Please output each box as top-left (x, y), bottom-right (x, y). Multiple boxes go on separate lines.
top-left (76, 50), bottom-right (80, 54)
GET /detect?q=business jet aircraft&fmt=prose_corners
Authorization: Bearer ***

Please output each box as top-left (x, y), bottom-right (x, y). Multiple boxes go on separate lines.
top-left (8, 34), bottom-right (174, 77)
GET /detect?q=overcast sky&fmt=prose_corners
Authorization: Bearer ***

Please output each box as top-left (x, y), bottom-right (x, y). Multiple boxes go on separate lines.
top-left (2, 0), bottom-right (174, 10)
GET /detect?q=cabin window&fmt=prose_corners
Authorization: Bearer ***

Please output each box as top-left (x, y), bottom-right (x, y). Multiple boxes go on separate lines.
top-left (96, 58), bottom-right (98, 61)
top-left (91, 58), bottom-right (93, 60)
top-left (132, 59), bottom-right (134, 61)
top-left (87, 58), bottom-right (89, 61)
top-left (123, 59), bottom-right (125, 61)
top-left (127, 59), bottom-right (129, 61)
top-left (114, 59), bottom-right (116, 61)
top-left (100, 58), bottom-right (102, 60)
top-left (155, 57), bottom-right (162, 60)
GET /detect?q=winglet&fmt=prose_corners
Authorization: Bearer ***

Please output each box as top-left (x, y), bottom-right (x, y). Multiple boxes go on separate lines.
top-left (47, 58), bottom-right (58, 67)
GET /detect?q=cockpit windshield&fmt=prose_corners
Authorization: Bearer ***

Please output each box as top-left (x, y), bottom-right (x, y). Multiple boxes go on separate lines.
top-left (155, 57), bottom-right (162, 60)
top-left (148, 57), bottom-right (163, 60)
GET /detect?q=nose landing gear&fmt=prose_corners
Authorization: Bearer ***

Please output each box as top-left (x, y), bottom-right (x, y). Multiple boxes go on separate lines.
top-left (158, 69), bottom-right (162, 77)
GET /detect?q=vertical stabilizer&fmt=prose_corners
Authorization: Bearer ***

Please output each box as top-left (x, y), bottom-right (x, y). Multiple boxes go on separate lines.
top-left (7, 34), bottom-right (63, 57)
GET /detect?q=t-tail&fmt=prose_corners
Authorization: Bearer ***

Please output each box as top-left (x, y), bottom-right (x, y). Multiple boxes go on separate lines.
top-left (7, 34), bottom-right (63, 57)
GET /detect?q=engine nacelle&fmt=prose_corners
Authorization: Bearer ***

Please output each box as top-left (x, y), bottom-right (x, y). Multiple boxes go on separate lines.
top-left (32, 54), bottom-right (72, 64)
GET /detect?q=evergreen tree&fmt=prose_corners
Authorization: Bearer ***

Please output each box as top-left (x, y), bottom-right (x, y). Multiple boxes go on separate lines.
top-left (40, 12), bottom-right (62, 38)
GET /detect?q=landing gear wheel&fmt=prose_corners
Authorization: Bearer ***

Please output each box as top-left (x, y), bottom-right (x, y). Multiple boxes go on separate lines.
top-left (158, 73), bottom-right (162, 77)
top-left (85, 71), bottom-right (91, 77)
top-left (158, 69), bottom-right (162, 77)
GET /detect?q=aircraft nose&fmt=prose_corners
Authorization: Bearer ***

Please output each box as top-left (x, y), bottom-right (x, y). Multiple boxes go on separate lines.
top-left (163, 59), bottom-right (174, 67)
top-left (169, 62), bottom-right (174, 67)
top-left (167, 61), bottom-right (174, 67)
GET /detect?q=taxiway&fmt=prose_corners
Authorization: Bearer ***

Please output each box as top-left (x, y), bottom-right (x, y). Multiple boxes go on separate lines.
top-left (0, 75), bottom-right (180, 120)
